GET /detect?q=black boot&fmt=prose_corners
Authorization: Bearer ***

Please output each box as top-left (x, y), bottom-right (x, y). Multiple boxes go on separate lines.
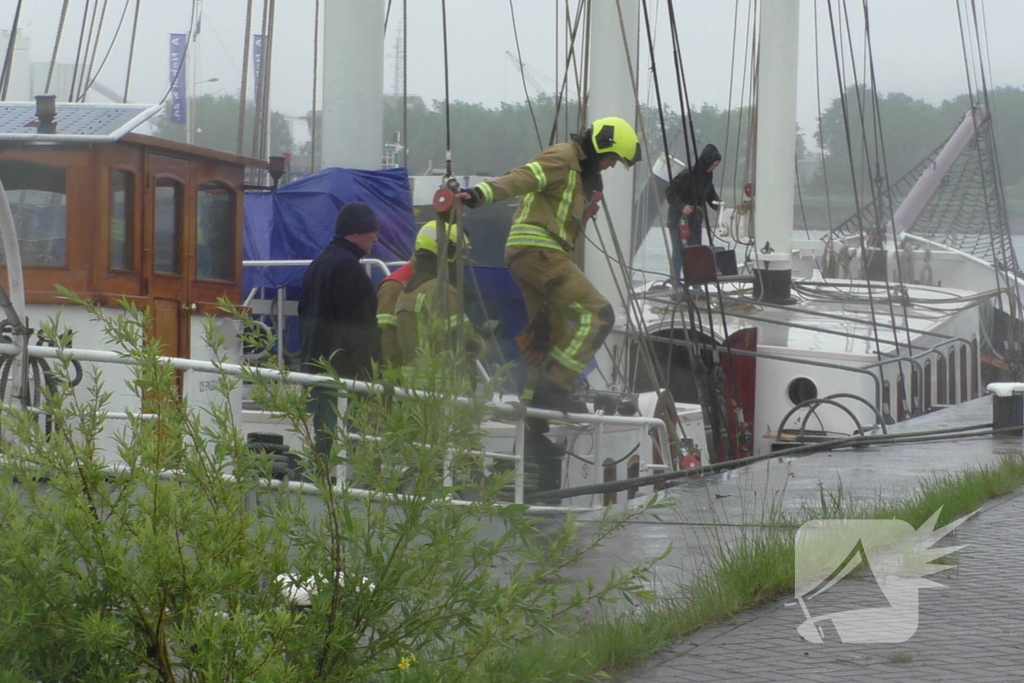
top-left (530, 377), bottom-right (589, 415)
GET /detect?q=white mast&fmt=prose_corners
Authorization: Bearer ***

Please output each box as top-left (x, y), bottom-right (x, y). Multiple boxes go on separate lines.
top-left (322, 0), bottom-right (384, 170)
top-left (586, 0), bottom-right (640, 390)
top-left (752, 0), bottom-right (800, 303)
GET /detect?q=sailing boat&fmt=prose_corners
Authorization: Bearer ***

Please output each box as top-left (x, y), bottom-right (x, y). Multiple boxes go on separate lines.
top-left (568, 0), bottom-right (1023, 463)
top-left (0, 0), bottom-right (1019, 509)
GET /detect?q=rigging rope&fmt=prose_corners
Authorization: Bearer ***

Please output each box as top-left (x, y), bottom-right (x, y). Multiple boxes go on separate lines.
top-left (122, 0), bottom-right (141, 102)
top-left (964, 0), bottom-right (1024, 377)
top-left (236, 0), bottom-right (254, 155)
top-left (0, 0), bottom-right (24, 101)
top-left (441, 0), bottom-right (452, 178)
top-left (155, 1), bottom-right (196, 108)
top-left (859, 0), bottom-right (915, 358)
top-left (661, 0), bottom-right (744, 457)
top-left (80, 0), bottom-right (134, 102)
top-left (311, 0), bottom-right (320, 173)
top-left (508, 0), bottom-right (543, 150)
top-left (402, 0), bottom-right (408, 170)
top-left (80, 0), bottom-right (112, 101)
top-left (824, 0), bottom-right (888, 366)
top-left (45, 0), bottom-right (71, 96)
top-left (67, 0), bottom-right (92, 103)
top-left (546, 0), bottom-right (586, 146)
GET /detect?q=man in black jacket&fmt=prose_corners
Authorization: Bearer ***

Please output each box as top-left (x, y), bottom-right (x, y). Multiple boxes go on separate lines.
top-left (665, 143), bottom-right (722, 281)
top-left (299, 201), bottom-right (381, 456)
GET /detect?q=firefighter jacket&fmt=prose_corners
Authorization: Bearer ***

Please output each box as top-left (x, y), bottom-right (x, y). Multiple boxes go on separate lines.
top-left (298, 238), bottom-right (380, 380)
top-left (472, 141), bottom-right (589, 254)
top-left (376, 261), bottom-right (415, 369)
top-left (395, 278), bottom-right (481, 388)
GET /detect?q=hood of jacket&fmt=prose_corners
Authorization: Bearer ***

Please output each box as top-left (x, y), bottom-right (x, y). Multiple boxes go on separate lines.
top-left (698, 144), bottom-right (722, 172)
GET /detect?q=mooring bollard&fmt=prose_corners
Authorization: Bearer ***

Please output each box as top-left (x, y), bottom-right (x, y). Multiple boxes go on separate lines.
top-left (986, 383), bottom-right (1024, 436)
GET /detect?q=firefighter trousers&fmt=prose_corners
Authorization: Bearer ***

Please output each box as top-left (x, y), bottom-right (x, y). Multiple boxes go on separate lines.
top-left (505, 245), bottom-right (614, 398)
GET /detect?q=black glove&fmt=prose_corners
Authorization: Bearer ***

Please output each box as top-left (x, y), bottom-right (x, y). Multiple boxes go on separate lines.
top-left (461, 187), bottom-right (483, 209)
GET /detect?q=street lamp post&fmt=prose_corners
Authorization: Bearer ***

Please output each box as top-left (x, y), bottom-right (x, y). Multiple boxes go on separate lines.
top-left (187, 77), bottom-right (219, 145)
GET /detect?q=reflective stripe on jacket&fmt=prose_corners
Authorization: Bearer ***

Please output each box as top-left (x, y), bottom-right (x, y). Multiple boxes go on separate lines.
top-left (473, 141), bottom-right (587, 253)
top-left (395, 279), bottom-right (479, 387)
top-left (376, 262), bottom-right (415, 367)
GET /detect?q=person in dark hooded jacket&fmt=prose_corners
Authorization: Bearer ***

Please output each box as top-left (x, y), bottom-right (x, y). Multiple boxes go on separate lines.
top-left (298, 201), bottom-right (382, 455)
top-left (665, 143), bottom-right (722, 280)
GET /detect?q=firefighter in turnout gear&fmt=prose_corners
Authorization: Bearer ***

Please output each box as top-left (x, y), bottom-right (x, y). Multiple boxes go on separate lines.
top-left (395, 221), bottom-right (481, 388)
top-left (376, 256), bottom-right (416, 369)
top-left (458, 116), bottom-right (640, 417)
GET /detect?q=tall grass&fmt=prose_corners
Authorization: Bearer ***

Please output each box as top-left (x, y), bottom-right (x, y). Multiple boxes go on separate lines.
top-left (492, 454), bottom-right (1024, 681)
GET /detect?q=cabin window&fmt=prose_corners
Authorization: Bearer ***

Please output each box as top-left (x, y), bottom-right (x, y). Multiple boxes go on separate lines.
top-left (196, 182), bottom-right (235, 282)
top-left (154, 179), bottom-right (183, 274)
top-left (110, 171), bottom-right (134, 272)
top-left (0, 160), bottom-right (67, 267)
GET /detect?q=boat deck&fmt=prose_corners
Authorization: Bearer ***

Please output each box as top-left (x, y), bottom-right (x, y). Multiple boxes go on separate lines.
top-left (637, 278), bottom-right (983, 357)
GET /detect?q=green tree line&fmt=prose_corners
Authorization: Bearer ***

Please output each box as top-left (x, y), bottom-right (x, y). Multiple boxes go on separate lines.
top-left (152, 94), bottom-right (294, 157)
top-left (152, 86), bottom-right (1023, 210)
top-left (812, 85), bottom-right (1024, 195)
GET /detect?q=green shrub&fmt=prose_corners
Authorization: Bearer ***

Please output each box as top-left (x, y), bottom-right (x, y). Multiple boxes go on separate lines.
top-left (0, 298), bottom-right (664, 682)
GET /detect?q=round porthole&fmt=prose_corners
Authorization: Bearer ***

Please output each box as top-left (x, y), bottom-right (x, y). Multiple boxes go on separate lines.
top-left (787, 377), bottom-right (818, 405)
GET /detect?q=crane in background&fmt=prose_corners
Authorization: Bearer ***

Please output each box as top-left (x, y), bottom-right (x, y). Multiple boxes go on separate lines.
top-left (505, 51), bottom-right (553, 97)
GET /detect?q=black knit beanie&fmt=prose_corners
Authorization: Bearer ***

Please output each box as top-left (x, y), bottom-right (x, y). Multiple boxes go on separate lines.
top-left (334, 201), bottom-right (380, 237)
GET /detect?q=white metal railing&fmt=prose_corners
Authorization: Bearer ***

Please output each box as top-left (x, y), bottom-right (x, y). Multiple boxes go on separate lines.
top-left (0, 342), bottom-right (673, 509)
top-left (242, 258), bottom-right (393, 365)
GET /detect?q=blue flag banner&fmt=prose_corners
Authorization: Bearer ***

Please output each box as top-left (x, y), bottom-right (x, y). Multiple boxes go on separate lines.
top-left (169, 33), bottom-right (187, 125)
top-left (253, 34), bottom-right (264, 105)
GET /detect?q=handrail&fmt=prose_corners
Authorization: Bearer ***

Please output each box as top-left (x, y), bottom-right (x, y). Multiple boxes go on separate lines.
top-left (0, 342), bottom-right (673, 506)
top-left (775, 397), bottom-right (867, 443)
top-left (242, 258), bottom-right (393, 278)
top-left (639, 320), bottom-right (975, 419)
top-left (656, 289), bottom-right (976, 343)
top-left (241, 258), bottom-right (394, 365)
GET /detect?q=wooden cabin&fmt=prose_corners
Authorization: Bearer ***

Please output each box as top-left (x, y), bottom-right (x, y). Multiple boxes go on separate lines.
top-left (0, 101), bottom-right (265, 359)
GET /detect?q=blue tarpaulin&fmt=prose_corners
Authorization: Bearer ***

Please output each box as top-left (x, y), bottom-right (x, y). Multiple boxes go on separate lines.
top-left (243, 167), bottom-right (417, 292)
top-left (242, 166), bottom-right (551, 386)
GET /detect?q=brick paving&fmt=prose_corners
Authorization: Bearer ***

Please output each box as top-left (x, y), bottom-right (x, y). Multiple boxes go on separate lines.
top-left (618, 490), bottom-right (1024, 682)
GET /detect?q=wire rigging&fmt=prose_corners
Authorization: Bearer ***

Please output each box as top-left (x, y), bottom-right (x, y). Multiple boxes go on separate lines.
top-left (823, 0), bottom-right (888, 366)
top-left (441, 0), bottom-right (452, 178)
top-left (311, 0), bottom-right (320, 173)
top-left (68, 0), bottom-right (92, 103)
top-left (236, 0), bottom-right (254, 155)
top-left (80, 0), bottom-right (134, 101)
top-left (122, 0), bottom-right (142, 102)
top-left (0, 0), bottom-right (24, 101)
top-left (402, 0), bottom-right (408, 171)
top-left (45, 0), bottom-right (71, 96)
top-left (508, 0), bottom-right (543, 150)
top-left (80, 0), bottom-right (112, 101)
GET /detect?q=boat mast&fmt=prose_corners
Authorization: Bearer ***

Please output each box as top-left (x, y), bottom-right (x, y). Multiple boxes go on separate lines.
top-left (322, 0), bottom-right (385, 170)
top-left (585, 0), bottom-right (640, 390)
top-left (752, 0), bottom-right (800, 303)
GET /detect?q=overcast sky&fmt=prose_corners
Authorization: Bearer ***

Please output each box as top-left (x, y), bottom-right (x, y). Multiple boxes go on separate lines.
top-left (4, 0), bottom-right (1023, 147)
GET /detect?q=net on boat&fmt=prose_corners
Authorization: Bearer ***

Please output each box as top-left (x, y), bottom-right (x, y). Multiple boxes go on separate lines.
top-left (828, 108), bottom-right (1019, 274)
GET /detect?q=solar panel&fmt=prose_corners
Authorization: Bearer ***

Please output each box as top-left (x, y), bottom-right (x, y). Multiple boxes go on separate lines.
top-left (0, 102), bottom-right (160, 143)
